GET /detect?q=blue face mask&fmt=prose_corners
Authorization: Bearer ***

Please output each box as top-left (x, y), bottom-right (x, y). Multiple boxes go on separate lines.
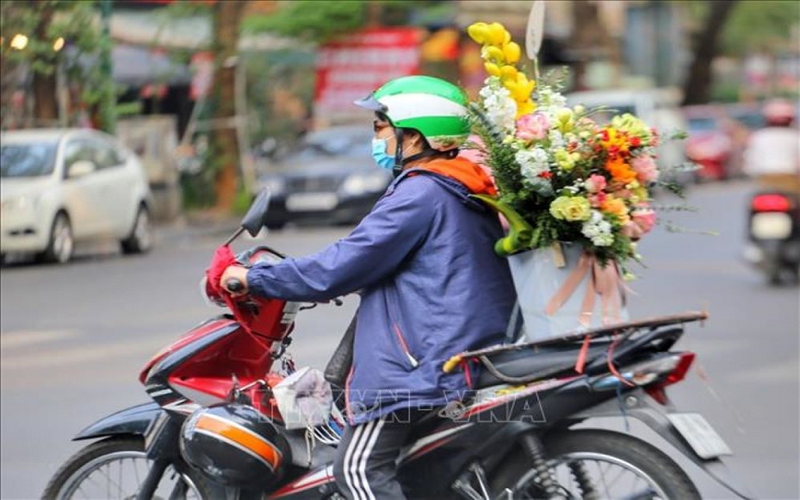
top-left (371, 138), bottom-right (396, 170)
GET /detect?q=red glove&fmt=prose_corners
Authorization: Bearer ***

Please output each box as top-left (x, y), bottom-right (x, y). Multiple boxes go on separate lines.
top-left (205, 245), bottom-right (237, 302)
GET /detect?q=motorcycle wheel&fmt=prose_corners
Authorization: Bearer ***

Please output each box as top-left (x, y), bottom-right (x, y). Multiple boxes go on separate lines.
top-left (42, 436), bottom-right (213, 500)
top-left (491, 429), bottom-right (701, 500)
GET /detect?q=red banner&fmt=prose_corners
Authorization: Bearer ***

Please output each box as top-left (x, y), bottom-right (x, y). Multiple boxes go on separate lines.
top-left (314, 27), bottom-right (422, 124)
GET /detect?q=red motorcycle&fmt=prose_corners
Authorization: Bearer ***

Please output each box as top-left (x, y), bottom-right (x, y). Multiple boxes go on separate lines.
top-left (43, 192), bottom-right (753, 500)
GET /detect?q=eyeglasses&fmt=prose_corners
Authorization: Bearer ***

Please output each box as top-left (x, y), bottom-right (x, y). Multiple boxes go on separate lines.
top-left (373, 120), bottom-right (390, 133)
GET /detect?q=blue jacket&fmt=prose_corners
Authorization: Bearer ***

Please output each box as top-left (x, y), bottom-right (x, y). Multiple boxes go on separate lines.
top-left (247, 168), bottom-right (517, 424)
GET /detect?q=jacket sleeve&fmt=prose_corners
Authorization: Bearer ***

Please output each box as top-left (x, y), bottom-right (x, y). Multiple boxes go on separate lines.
top-left (246, 178), bottom-right (436, 302)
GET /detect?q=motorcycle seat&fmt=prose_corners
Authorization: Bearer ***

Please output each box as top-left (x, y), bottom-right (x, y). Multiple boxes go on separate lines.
top-left (474, 326), bottom-right (685, 389)
top-left (475, 341), bottom-right (612, 389)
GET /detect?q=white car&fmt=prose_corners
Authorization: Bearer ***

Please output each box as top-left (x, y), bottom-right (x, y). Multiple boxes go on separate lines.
top-left (0, 128), bottom-right (153, 264)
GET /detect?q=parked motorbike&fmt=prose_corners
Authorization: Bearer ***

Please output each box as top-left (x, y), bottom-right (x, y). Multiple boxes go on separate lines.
top-left (44, 191), bottom-right (752, 500)
top-left (744, 190), bottom-right (800, 285)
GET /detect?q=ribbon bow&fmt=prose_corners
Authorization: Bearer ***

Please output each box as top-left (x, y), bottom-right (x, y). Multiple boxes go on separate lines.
top-left (544, 251), bottom-right (626, 327)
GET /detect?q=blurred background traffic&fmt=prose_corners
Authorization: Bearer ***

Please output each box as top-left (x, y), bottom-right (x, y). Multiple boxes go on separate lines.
top-left (1, 1), bottom-right (799, 499)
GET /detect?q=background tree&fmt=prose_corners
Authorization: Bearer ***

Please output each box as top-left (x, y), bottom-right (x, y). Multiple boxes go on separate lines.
top-left (0, 0), bottom-right (112, 130)
top-left (681, 0), bottom-right (800, 104)
top-left (203, 0), bottom-right (438, 212)
top-left (242, 1), bottom-right (443, 44)
top-left (208, 0), bottom-right (248, 212)
top-left (719, 0), bottom-right (800, 58)
top-left (681, 0), bottom-right (741, 105)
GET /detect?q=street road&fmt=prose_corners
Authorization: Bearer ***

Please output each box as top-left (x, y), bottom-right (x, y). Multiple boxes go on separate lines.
top-left (1, 179), bottom-right (798, 499)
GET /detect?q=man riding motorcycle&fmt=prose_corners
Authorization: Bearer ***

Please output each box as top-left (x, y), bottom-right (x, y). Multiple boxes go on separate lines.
top-left (741, 99), bottom-right (800, 284)
top-left (220, 75), bottom-right (517, 499)
top-left (742, 99), bottom-right (800, 192)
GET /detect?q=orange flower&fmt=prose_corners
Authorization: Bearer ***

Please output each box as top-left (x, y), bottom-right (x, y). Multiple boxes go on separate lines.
top-left (599, 127), bottom-right (630, 158)
top-left (601, 195), bottom-right (631, 225)
top-left (604, 156), bottom-right (637, 185)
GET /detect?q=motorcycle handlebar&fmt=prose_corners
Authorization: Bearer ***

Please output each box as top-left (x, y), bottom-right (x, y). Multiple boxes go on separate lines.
top-left (226, 278), bottom-right (245, 294)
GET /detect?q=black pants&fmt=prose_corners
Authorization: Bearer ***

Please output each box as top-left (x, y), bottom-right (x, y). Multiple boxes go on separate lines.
top-left (333, 409), bottom-right (429, 500)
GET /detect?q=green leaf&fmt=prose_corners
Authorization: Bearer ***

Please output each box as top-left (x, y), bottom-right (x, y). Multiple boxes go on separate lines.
top-left (470, 194), bottom-right (535, 256)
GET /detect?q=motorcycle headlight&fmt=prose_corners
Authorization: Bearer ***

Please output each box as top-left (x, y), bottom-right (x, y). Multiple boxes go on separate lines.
top-left (340, 171), bottom-right (391, 197)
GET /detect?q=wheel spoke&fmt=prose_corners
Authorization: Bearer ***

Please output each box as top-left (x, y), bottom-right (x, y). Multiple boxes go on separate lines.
top-left (605, 461), bottom-right (628, 489)
top-left (53, 446), bottom-right (201, 500)
top-left (514, 452), bottom-right (671, 500)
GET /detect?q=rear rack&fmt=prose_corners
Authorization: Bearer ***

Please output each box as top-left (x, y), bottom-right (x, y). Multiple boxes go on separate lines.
top-left (442, 311), bottom-right (708, 378)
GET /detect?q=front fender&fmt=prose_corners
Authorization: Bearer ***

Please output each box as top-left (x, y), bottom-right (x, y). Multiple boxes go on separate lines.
top-left (74, 402), bottom-right (162, 441)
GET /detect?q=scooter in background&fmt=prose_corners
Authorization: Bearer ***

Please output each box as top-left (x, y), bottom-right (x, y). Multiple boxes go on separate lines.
top-left (744, 191), bottom-right (800, 285)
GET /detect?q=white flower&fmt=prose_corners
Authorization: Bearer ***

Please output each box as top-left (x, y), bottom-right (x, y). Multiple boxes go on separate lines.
top-left (516, 147), bottom-right (551, 180)
top-left (549, 129), bottom-right (565, 149)
top-left (479, 79), bottom-right (517, 134)
top-left (581, 211), bottom-right (614, 247)
top-left (537, 86), bottom-right (568, 118)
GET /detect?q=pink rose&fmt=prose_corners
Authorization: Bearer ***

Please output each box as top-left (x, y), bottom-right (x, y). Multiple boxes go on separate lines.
top-left (622, 205), bottom-right (657, 239)
top-left (631, 155), bottom-right (659, 183)
top-left (632, 207), bottom-right (657, 233)
top-left (621, 222), bottom-right (645, 240)
top-left (588, 192), bottom-right (607, 208)
top-left (614, 188), bottom-right (633, 199)
top-left (516, 113), bottom-right (550, 141)
top-left (585, 174), bottom-right (607, 193)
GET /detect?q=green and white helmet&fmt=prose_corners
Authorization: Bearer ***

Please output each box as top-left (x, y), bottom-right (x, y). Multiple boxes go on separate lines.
top-left (355, 75), bottom-right (470, 152)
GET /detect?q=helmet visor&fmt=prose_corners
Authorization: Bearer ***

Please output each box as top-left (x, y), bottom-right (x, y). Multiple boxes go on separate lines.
top-left (354, 94), bottom-right (388, 113)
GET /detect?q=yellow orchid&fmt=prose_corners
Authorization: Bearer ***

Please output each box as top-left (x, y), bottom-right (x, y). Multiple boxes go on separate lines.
top-left (484, 62), bottom-right (501, 77)
top-left (505, 73), bottom-right (535, 103)
top-left (516, 100), bottom-right (536, 118)
top-left (483, 45), bottom-right (505, 63)
top-left (487, 22), bottom-right (508, 46)
top-left (503, 42), bottom-right (521, 64)
top-left (467, 22), bottom-right (490, 44)
top-left (500, 65), bottom-right (518, 82)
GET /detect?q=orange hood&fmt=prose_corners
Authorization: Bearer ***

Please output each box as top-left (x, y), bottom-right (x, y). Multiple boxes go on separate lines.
top-left (416, 157), bottom-right (497, 196)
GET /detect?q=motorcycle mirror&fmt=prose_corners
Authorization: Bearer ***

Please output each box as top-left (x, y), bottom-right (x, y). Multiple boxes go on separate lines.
top-left (224, 189), bottom-right (272, 245)
top-left (241, 189), bottom-right (272, 237)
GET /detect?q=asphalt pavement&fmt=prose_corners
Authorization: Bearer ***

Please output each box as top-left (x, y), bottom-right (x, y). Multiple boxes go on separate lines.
top-left (1, 179), bottom-right (798, 499)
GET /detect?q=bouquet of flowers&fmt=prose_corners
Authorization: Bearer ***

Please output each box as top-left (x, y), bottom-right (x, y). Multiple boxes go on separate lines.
top-left (464, 21), bottom-right (694, 338)
top-left (465, 21), bottom-right (673, 274)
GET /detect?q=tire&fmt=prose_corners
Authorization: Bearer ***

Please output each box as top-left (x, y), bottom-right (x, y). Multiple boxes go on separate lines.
top-left (490, 429), bottom-right (701, 500)
top-left (121, 205), bottom-right (153, 255)
top-left (39, 212), bottom-right (73, 264)
top-left (42, 436), bottom-right (213, 500)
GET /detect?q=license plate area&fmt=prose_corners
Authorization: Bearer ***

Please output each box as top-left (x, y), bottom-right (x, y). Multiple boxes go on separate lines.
top-left (751, 212), bottom-right (792, 239)
top-left (286, 193), bottom-right (338, 212)
top-left (667, 412), bottom-right (732, 459)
